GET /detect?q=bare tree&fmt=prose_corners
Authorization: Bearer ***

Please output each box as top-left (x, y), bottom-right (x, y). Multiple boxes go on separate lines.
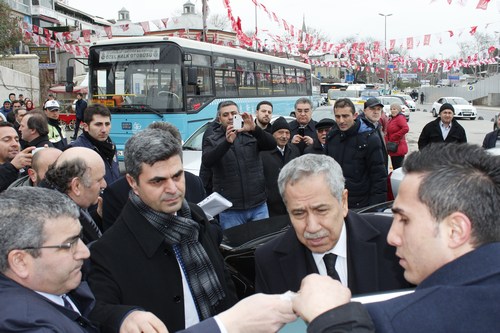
top-left (209, 13), bottom-right (229, 31)
top-left (458, 32), bottom-right (493, 77)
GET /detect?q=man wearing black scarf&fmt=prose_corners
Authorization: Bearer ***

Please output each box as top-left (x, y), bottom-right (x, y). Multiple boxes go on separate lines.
top-left (69, 104), bottom-right (120, 185)
top-left (87, 128), bottom-right (237, 333)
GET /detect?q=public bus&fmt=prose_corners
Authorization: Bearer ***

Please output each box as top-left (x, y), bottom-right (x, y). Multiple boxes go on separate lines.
top-left (74, 36), bottom-right (312, 158)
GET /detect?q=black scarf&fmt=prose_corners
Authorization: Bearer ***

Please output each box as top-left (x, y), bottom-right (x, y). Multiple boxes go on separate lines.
top-left (83, 131), bottom-right (116, 165)
top-left (47, 118), bottom-right (63, 136)
top-left (129, 192), bottom-right (225, 320)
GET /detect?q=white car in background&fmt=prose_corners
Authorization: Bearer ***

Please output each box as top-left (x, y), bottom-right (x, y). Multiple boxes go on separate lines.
top-left (379, 96), bottom-right (410, 121)
top-left (431, 97), bottom-right (477, 120)
top-left (393, 94), bottom-right (416, 112)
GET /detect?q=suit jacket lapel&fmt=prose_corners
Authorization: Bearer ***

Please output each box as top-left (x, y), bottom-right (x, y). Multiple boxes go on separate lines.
top-left (345, 212), bottom-right (380, 294)
top-left (274, 228), bottom-right (318, 292)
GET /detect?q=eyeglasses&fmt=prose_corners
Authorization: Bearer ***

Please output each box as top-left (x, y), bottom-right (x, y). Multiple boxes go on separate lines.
top-left (21, 234), bottom-right (81, 254)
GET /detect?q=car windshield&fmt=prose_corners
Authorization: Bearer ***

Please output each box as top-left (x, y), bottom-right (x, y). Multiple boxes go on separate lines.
top-left (382, 97), bottom-right (402, 105)
top-left (449, 97), bottom-right (469, 105)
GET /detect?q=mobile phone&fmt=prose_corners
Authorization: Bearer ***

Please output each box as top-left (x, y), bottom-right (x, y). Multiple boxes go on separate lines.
top-left (233, 114), bottom-right (243, 130)
top-left (32, 147), bottom-right (45, 155)
top-left (298, 127), bottom-right (305, 137)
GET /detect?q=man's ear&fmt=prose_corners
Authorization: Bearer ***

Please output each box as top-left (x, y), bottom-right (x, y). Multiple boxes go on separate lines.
top-left (7, 250), bottom-right (31, 279)
top-left (82, 122), bottom-right (89, 132)
top-left (445, 212), bottom-right (472, 249)
top-left (341, 189), bottom-right (349, 218)
top-left (126, 174), bottom-right (139, 195)
top-left (27, 168), bottom-right (37, 184)
top-left (70, 176), bottom-right (82, 196)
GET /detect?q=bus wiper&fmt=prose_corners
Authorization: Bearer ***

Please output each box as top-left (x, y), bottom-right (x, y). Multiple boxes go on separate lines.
top-left (119, 104), bottom-right (163, 118)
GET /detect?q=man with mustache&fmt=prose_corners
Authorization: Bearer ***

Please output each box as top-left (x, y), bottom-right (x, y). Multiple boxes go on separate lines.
top-left (255, 154), bottom-right (409, 295)
top-left (293, 143), bottom-right (500, 333)
top-left (88, 128), bottom-right (238, 333)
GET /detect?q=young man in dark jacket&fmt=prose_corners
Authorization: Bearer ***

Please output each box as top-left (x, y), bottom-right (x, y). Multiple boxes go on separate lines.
top-left (325, 99), bottom-right (387, 209)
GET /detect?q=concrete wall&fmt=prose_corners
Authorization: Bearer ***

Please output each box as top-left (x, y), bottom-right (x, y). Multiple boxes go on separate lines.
top-left (0, 55), bottom-right (41, 106)
top-left (420, 73), bottom-right (500, 106)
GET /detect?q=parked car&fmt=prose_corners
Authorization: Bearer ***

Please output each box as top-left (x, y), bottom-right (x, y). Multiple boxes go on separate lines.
top-left (431, 97), bottom-right (477, 120)
top-left (392, 94), bottom-right (416, 112)
top-left (182, 115), bottom-right (296, 176)
top-left (379, 96), bottom-right (410, 121)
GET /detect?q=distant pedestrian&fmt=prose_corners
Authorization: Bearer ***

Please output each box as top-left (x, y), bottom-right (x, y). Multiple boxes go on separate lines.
top-left (420, 92), bottom-right (425, 104)
top-left (72, 93), bottom-right (87, 140)
top-left (418, 103), bottom-right (467, 150)
top-left (386, 103), bottom-right (409, 170)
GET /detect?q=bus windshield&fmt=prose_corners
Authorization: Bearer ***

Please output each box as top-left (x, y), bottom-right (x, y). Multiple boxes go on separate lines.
top-left (89, 43), bottom-right (184, 111)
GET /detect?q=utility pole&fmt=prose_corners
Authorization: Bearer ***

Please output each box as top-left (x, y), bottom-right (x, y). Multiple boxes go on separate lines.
top-left (202, 0), bottom-right (208, 42)
top-left (379, 13), bottom-right (392, 94)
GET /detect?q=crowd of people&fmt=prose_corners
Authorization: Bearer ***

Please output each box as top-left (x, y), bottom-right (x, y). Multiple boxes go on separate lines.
top-left (0, 91), bottom-right (499, 333)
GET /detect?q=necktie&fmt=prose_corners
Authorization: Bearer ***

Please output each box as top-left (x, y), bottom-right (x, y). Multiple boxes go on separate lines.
top-left (323, 253), bottom-right (341, 282)
top-left (80, 208), bottom-right (102, 238)
top-left (62, 295), bottom-right (74, 311)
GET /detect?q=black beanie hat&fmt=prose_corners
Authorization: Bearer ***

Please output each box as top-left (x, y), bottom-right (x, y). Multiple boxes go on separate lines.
top-left (439, 103), bottom-right (455, 114)
top-left (272, 117), bottom-right (291, 133)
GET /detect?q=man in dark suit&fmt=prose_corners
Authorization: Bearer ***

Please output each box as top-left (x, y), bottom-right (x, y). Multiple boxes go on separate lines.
top-left (0, 187), bottom-right (99, 332)
top-left (43, 147), bottom-right (107, 244)
top-left (88, 128), bottom-right (238, 333)
top-left (255, 154), bottom-right (409, 295)
top-left (289, 97), bottom-right (317, 154)
top-left (101, 121), bottom-right (207, 230)
top-left (0, 187), bottom-right (297, 333)
top-left (293, 143), bottom-right (500, 333)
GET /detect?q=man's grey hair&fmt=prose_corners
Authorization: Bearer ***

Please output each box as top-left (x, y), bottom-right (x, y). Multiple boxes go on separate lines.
top-left (294, 97), bottom-right (313, 110)
top-left (403, 143), bottom-right (500, 247)
top-left (0, 187), bottom-right (79, 272)
top-left (147, 121), bottom-right (182, 143)
top-left (124, 128), bottom-right (182, 182)
top-left (278, 154), bottom-right (345, 204)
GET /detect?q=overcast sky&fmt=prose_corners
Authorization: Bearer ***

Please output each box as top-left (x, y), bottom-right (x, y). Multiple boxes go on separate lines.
top-left (68, 0), bottom-right (500, 59)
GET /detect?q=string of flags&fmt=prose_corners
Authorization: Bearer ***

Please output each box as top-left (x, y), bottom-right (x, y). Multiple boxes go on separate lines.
top-left (18, 0), bottom-right (499, 73)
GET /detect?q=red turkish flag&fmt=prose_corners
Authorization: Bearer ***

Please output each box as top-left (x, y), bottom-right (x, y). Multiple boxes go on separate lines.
top-left (406, 37), bottom-right (414, 50)
top-left (448, 30), bottom-right (454, 37)
top-left (389, 39), bottom-right (395, 50)
top-left (424, 34), bottom-right (431, 45)
top-left (82, 30), bottom-right (91, 42)
top-left (104, 26), bottom-right (112, 39)
top-left (139, 21), bottom-right (150, 33)
top-left (469, 26), bottom-right (478, 35)
top-left (476, 0), bottom-right (491, 10)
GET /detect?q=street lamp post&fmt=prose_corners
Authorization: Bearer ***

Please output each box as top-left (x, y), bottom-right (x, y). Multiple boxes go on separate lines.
top-left (379, 13), bottom-right (392, 94)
